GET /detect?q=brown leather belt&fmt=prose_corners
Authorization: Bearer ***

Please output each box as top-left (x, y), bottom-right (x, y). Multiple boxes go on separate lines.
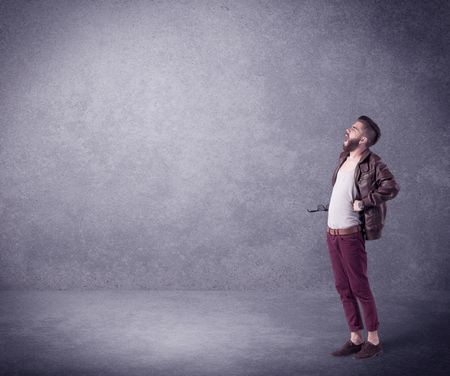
top-left (327, 225), bottom-right (362, 236)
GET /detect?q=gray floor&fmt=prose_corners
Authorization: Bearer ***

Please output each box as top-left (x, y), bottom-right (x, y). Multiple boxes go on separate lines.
top-left (0, 290), bottom-right (449, 376)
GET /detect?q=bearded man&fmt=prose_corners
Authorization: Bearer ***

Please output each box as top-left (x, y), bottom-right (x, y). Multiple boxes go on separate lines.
top-left (327, 115), bottom-right (400, 359)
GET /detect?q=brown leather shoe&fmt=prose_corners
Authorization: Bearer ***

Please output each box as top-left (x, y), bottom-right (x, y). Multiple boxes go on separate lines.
top-left (354, 341), bottom-right (383, 359)
top-left (331, 340), bottom-right (365, 356)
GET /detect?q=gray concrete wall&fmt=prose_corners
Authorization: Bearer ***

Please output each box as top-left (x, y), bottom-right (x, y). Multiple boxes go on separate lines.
top-left (1, 0), bottom-right (449, 291)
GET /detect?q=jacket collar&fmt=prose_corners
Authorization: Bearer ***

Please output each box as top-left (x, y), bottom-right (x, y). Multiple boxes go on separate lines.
top-left (333, 148), bottom-right (372, 186)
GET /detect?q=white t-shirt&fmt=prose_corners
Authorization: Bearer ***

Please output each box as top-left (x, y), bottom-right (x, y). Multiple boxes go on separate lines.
top-left (327, 164), bottom-right (362, 229)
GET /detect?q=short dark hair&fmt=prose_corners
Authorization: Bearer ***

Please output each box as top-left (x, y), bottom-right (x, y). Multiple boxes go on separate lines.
top-left (357, 115), bottom-right (381, 146)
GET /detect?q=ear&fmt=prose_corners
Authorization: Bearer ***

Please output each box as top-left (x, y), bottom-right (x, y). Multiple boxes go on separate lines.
top-left (359, 136), bottom-right (368, 145)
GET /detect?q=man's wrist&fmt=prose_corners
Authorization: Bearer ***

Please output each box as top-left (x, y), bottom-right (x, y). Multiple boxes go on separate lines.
top-left (361, 197), bottom-right (370, 208)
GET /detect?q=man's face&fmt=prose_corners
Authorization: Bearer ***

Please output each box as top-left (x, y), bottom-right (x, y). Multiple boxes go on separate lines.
top-left (343, 121), bottom-right (365, 152)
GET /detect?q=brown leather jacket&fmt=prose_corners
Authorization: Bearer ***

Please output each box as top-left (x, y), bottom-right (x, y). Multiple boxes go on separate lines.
top-left (331, 148), bottom-right (400, 241)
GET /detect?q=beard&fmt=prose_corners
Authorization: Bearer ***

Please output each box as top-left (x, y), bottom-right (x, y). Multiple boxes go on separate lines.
top-left (342, 137), bottom-right (360, 152)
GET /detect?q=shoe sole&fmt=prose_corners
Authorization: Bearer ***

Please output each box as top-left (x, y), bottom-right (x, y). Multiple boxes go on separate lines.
top-left (331, 345), bottom-right (365, 357)
top-left (354, 349), bottom-right (383, 359)
top-left (331, 350), bottom-right (361, 357)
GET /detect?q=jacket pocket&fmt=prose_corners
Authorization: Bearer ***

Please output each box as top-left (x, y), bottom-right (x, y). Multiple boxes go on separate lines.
top-left (359, 168), bottom-right (376, 181)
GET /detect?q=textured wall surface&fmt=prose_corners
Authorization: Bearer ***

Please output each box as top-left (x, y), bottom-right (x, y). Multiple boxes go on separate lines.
top-left (1, 0), bottom-right (449, 291)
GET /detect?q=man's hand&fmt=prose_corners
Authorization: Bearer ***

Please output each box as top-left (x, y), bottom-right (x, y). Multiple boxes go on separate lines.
top-left (353, 200), bottom-right (364, 212)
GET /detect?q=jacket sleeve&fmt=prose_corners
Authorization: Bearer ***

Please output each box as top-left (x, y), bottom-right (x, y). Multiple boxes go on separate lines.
top-left (361, 160), bottom-right (400, 208)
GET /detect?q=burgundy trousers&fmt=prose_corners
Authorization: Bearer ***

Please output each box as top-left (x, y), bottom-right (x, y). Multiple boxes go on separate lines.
top-left (326, 230), bottom-right (379, 332)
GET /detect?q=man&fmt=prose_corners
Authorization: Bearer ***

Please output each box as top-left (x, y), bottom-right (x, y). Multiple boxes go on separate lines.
top-left (326, 115), bottom-right (400, 359)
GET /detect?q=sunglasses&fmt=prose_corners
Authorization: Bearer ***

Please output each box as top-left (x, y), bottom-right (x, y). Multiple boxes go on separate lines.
top-left (307, 204), bottom-right (329, 212)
